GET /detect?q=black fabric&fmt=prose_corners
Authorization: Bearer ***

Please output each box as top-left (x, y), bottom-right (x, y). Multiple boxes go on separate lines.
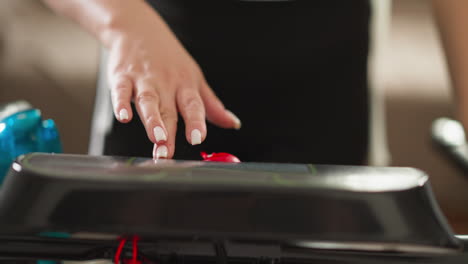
top-left (104, 0), bottom-right (370, 165)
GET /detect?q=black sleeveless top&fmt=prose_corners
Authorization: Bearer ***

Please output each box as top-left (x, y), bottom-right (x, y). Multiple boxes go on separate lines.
top-left (106, 0), bottom-right (371, 164)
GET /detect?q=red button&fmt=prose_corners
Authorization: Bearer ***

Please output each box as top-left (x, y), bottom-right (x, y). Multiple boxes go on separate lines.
top-left (201, 152), bottom-right (241, 163)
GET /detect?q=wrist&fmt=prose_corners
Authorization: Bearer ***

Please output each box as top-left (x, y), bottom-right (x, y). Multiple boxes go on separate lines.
top-left (96, 0), bottom-right (151, 47)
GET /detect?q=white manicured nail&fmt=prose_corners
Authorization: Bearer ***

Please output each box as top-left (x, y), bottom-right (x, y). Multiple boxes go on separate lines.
top-left (119, 109), bottom-right (129, 121)
top-left (153, 126), bottom-right (167, 142)
top-left (227, 110), bottom-right (241, 130)
top-left (156, 145), bottom-right (168, 159)
top-left (191, 129), bottom-right (202, 145)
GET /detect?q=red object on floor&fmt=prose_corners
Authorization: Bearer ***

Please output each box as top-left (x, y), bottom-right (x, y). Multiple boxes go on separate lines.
top-left (114, 236), bottom-right (142, 264)
top-left (114, 238), bottom-right (127, 264)
top-left (201, 152), bottom-right (241, 163)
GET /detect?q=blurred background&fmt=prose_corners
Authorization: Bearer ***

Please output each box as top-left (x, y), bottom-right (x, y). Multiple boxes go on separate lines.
top-left (1, 0), bottom-right (468, 232)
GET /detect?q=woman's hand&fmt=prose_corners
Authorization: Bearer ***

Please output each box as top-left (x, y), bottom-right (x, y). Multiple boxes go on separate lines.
top-left (43, 0), bottom-right (241, 158)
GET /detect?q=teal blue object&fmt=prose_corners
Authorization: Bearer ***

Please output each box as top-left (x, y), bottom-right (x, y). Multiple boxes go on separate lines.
top-left (37, 232), bottom-right (71, 264)
top-left (38, 232), bottom-right (71, 239)
top-left (37, 261), bottom-right (60, 264)
top-left (0, 108), bottom-right (62, 182)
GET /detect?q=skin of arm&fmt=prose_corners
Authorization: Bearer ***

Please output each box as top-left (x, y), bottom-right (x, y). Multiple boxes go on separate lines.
top-left (432, 0), bottom-right (468, 133)
top-left (42, 0), bottom-right (241, 159)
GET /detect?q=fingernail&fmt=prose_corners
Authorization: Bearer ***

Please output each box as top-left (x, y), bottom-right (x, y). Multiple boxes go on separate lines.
top-left (153, 126), bottom-right (167, 142)
top-left (191, 129), bottom-right (202, 145)
top-left (119, 109), bottom-right (129, 121)
top-left (227, 110), bottom-right (241, 130)
top-left (156, 145), bottom-right (168, 159)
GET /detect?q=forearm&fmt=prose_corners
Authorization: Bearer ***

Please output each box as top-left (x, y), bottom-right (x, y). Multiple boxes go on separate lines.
top-left (432, 0), bottom-right (468, 116)
top-left (42, 0), bottom-right (168, 47)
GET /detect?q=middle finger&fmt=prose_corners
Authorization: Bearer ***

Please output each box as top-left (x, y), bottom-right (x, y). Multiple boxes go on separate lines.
top-left (134, 79), bottom-right (168, 148)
